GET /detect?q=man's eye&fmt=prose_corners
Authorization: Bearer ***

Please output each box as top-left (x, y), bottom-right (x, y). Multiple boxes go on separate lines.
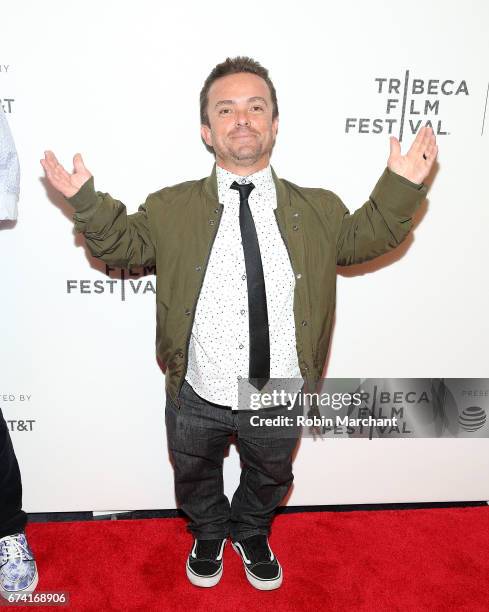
top-left (219, 108), bottom-right (232, 115)
top-left (251, 105), bottom-right (264, 111)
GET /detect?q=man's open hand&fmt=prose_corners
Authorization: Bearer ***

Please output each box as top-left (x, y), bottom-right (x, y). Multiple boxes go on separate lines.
top-left (387, 126), bottom-right (438, 185)
top-left (40, 151), bottom-right (92, 198)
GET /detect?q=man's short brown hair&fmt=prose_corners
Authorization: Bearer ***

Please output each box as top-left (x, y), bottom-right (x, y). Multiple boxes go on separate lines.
top-left (200, 56), bottom-right (279, 127)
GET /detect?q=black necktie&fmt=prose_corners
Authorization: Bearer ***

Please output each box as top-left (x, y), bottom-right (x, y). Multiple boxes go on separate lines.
top-left (230, 180), bottom-right (270, 391)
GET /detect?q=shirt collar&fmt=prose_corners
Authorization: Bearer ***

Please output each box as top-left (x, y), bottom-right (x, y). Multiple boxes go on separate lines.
top-left (216, 163), bottom-right (275, 206)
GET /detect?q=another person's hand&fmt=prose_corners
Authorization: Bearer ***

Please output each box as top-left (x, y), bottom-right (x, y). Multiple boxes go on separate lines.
top-left (387, 126), bottom-right (438, 185)
top-left (40, 151), bottom-right (92, 198)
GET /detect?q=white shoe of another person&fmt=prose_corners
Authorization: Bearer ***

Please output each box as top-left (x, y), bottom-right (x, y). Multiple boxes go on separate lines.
top-left (0, 533), bottom-right (39, 600)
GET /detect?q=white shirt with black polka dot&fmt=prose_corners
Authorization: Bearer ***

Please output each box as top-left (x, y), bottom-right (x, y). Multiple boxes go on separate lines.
top-left (185, 163), bottom-right (302, 409)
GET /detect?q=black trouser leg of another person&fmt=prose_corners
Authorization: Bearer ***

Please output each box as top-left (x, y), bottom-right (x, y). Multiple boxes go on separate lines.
top-left (0, 407), bottom-right (27, 539)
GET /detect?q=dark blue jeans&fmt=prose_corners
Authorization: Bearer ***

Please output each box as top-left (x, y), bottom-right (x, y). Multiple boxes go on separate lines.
top-left (0, 407), bottom-right (27, 538)
top-left (165, 379), bottom-right (303, 542)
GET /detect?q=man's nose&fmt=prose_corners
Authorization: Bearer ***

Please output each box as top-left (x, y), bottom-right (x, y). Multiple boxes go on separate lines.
top-left (235, 111), bottom-right (250, 126)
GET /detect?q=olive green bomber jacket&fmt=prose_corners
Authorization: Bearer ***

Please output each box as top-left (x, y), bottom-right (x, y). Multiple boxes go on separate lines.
top-left (66, 163), bottom-right (428, 407)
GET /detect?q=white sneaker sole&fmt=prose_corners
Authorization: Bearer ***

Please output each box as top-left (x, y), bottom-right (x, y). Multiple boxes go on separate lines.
top-left (232, 542), bottom-right (283, 591)
top-left (186, 558), bottom-right (223, 588)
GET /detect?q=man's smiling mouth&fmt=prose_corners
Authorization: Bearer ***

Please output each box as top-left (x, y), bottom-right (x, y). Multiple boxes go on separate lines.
top-left (231, 132), bottom-right (256, 139)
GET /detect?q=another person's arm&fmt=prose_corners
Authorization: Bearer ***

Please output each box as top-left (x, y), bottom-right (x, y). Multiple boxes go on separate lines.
top-left (0, 109), bottom-right (20, 221)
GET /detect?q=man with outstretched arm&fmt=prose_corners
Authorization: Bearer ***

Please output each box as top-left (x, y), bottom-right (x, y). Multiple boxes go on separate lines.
top-left (41, 56), bottom-right (437, 591)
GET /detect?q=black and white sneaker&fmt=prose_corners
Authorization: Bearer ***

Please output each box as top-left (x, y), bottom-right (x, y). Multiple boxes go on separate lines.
top-left (186, 538), bottom-right (227, 587)
top-left (232, 534), bottom-right (282, 590)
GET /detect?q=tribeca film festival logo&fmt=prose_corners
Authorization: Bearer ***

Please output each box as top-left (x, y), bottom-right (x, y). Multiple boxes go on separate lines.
top-left (0, 393), bottom-right (35, 432)
top-left (66, 265), bottom-right (156, 300)
top-left (345, 70), bottom-right (473, 140)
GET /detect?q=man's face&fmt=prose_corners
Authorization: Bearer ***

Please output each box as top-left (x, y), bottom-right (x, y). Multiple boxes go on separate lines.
top-left (201, 72), bottom-right (278, 169)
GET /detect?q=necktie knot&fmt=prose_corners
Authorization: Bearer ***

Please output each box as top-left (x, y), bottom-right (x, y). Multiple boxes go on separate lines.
top-left (230, 181), bottom-right (255, 201)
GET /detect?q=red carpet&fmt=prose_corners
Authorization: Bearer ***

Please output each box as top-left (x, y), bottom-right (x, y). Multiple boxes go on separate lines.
top-left (15, 506), bottom-right (489, 611)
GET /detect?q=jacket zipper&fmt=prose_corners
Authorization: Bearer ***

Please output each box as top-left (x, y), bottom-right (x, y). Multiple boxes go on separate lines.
top-left (176, 204), bottom-right (224, 408)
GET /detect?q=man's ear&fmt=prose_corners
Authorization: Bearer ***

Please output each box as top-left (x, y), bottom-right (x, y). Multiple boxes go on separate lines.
top-left (201, 124), bottom-right (212, 147)
top-left (272, 115), bottom-right (279, 137)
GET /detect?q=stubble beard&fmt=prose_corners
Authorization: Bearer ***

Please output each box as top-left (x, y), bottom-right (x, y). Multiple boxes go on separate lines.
top-left (218, 133), bottom-right (276, 167)
top-left (231, 142), bottom-right (263, 163)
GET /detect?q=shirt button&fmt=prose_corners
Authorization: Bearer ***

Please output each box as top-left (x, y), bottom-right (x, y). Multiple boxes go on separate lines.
top-left (296, 273), bottom-right (302, 279)
top-left (184, 308), bottom-right (191, 316)
top-left (214, 208), bottom-right (219, 214)
top-left (293, 225), bottom-right (299, 231)
top-left (293, 211), bottom-right (300, 218)
top-left (237, 375), bottom-right (242, 380)
top-left (301, 320), bottom-right (308, 326)
top-left (240, 177), bottom-right (247, 184)
top-left (240, 309), bottom-right (246, 315)
top-left (239, 344), bottom-right (244, 349)
top-left (176, 349), bottom-right (184, 358)
top-left (242, 274), bottom-right (246, 280)
top-left (209, 219), bottom-right (215, 226)
top-left (195, 265), bottom-right (202, 271)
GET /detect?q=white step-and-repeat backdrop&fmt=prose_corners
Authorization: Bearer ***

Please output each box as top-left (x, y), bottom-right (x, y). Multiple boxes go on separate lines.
top-left (1, 0), bottom-right (488, 512)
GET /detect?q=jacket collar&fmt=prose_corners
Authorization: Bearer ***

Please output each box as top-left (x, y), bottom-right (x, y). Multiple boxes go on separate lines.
top-left (203, 161), bottom-right (290, 210)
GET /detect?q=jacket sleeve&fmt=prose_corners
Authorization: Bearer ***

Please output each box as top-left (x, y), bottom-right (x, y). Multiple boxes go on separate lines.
top-left (334, 167), bottom-right (428, 266)
top-left (0, 108), bottom-right (20, 221)
top-left (66, 175), bottom-right (156, 269)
